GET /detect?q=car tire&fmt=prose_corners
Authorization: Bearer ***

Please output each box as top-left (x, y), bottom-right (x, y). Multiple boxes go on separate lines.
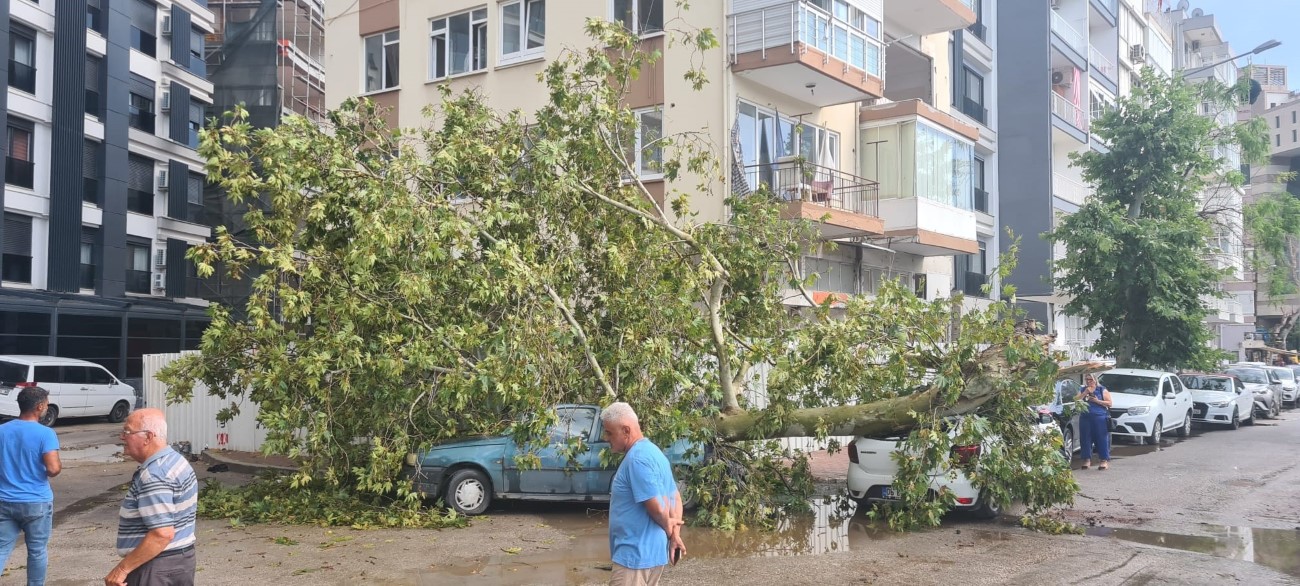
top-left (1060, 426), bottom-right (1075, 461)
top-left (107, 401), bottom-right (131, 424)
top-left (1229, 409), bottom-right (1240, 430)
top-left (444, 468), bottom-right (492, 516)
top-left (971, 493), bottom-right (1002, 520)
top-left (1146, 417), bottom-right (1162, 445)
top-left (38, 405), bottom-right (58, 427)
top-left (1273, 399), bottom-right (1282, 418)
top-left (1176, 412), bottom-right (1192, 438)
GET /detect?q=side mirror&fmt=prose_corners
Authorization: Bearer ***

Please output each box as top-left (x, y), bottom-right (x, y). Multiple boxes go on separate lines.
top-left (1163, 392), bottom-right (1176, 400)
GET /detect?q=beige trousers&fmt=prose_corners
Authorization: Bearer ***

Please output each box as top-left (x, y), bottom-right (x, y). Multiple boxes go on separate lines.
top-left (610, 563), bottom-right (666, 586)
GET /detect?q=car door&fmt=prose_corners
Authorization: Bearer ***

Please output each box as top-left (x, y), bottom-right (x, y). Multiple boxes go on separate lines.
top-left (83, 365), bottom-right (120, 415)
top-left (1234, 378), bottom-right (1254, 416)
top-left (1169, 375), bottom-right (1192, 424)
top-left (1055, 379), bottom-right (1081, 437)
top-left (1159, 377), bottom-right (1178, 430)
top-left (515, 406), bottom-right (598, 495)
top-left (34, 365), bottom-right (84, 416)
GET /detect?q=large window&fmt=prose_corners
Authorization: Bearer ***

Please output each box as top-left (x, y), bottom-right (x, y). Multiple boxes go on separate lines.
top-left (430, 9), bottom-right (487, 80)
top-left (189, 26), bottom-right (205, 76)
top-left (6, 120), bottom-right (34, 189)
top-left (960, 67), bottom-right (985, 124)
top-left (954, 241), bottom-right (987, 297)
top-left (804, 255), bottom-right (860, 295)
top-left (126, 318), bottom-right (181, 377)
top-left (129, 92), bottom-right (155, 133)
top-left (81, 228), bottom-right (98, 290)
top-left (633, 108), bottom-right (663, 179)
top-left (86, 55), bottom-right (104, 118)
top-left (188, 100), bottom-right (203, 148)
top-left (966, 0), bottom-right (985, 40)
top-left (0, 311), bottom-right (50, 354)
top-left (131, 0), bottom-right (157, 56)
top-left (58, 314), bottom-right (122, 375)
top-left (127, 155), bottom-right (155, 215)
top-left (501, 0), bottom-right (545, 64)
top-left (84, 139), bottom-right (102, 204)
top-left (363, 30), bottom-right (400, 92)
top-left (125, 242), bottom-right (151, 294)
top-left (612, 0), bottom-right (662, 35)
top-left (861, 119), bottom-right (974, 209)
top-left (9, 24), bottom-right (36, 94)
top-left (2, 214), bottom-right (33, 284)
top-left (973, 157), bottom-right (986, 213)
top-left (735, 101), bottom-right (840, 191)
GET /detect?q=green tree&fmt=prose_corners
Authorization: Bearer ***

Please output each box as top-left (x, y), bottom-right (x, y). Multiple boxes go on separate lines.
top-left (1048, 70), bottom-right (1263, 369)
top-left (162, 21), bottom-right (1074, 530)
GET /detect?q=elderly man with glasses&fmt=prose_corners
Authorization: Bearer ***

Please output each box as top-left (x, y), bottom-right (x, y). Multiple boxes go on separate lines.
top-left (105, 408), bottom-right (197, 586)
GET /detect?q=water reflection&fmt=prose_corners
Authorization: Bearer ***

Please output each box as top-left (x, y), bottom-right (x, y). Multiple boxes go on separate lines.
top-left (1088, 524), bottom-right (1300, 578)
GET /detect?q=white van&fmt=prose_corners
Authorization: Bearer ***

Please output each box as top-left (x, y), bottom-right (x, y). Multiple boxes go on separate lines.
top-left (0, 355), bottom-right (135, 426)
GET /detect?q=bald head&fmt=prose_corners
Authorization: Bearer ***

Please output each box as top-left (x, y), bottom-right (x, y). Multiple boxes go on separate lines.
top-left (128, 408), bottom-right (169, 441)
top-left (122, 408), bottom-right (169, 463)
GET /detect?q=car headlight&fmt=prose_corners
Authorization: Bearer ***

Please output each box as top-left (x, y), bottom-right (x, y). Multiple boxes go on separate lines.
top-left (1209, 401), bottom-right (1230, 408)
top-left (1127, 406), bottom-right (1150, 415)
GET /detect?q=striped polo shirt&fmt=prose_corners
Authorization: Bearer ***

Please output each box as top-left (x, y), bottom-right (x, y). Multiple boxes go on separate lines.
top-left (117, 446), bottom-right (198, 556)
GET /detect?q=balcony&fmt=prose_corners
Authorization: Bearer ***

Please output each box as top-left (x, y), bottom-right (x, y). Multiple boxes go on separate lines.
top-left (5, 157), bottom-right (34, 189)
top-left (125, 269), bottom-right (151, 294)
top-left (959, 271), bottom-right (987, 297)
top-left (1050, 10), bottom-right (1086, 55)
top-left (1089, 45), bottom-right (1116, 83)
top-left (1053, 171), bottom-right (1090, 205)
top-left (959, 96), bottom-right (986, 125)
top-left (1051, 92), bottom-right (1088, 134)
top-left (745, 160), bottom-right (884, 240)
top-left (127, 188), bottom-right (154, 215)
top-left (80, 263), bottom-right (96, 290)
top-left (130, 111), bottom-right (155, 134)
top-left (728, 1), bottom-right (884, 108)
top-left (8, 61), bottom-right (35, 94)
top-left (888, 0), bottom-right (977, 37)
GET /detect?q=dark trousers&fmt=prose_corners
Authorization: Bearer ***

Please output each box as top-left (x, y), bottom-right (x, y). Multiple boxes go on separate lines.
top-left (126, 547), bottom-right (196, 586)
top-left (1079, 414), bottom-right (1111, 462)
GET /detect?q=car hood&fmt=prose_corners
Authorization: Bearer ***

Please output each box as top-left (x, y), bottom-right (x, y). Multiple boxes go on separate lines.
top-left (1190, 389), bottom-right (1238, 403)
top-left (1108, 393), bottom-right (1157, 409)
top-left (417, 436), bottom-right (511, 465)
top-left (1240, 382), bottom-right (1271, 394)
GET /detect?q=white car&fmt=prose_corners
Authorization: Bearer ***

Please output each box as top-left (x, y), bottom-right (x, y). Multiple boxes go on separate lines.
top-left (1264, 366), bottom-right (1298, 406)
top-left (1178, 374), bottom-right (1254, 429)
top-left (1098, 369), bottom-right (1193, 445)
top-left (0, 356), bottom-right (135, 426)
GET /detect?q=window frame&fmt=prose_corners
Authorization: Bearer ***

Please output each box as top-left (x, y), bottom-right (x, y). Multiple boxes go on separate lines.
top-left (632, 107), bottom-right (663, 180)
top-left (6, 119), bottom-right (35, 190)
top-left (611, 0), bottom-right (664, 37)
top-left (9, 24), bottom-right (36, 95)
top-left (362, 29), bottom-right (400, 93)
top-left (429, 8), bottom-right (489, 81)
top-left (499, 0), bottom-right (545, 65)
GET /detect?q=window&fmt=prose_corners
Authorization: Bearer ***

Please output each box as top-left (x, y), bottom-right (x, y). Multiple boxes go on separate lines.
top-left (80, 228), bottom-right (97, 290)
top-left (6, 120), bottom-right (34, 189)
top-left (803, 255), bottom-right (860, 294)
top-left (189, 26), bottom-right (205, 72)
top-left (966, 0), bottom-right (985, 40)
top-left (130, 0), bottom-right (157, 56)
top-left (125, 242), bottom-right (152, 294)
top-left (973, 157), bottom-right (986, 213)
top-left (363, 30), bottom-right (400, 92)
top-left (188, 100), bottom-right (203, 148)
top-left (960, 67), bottom-right (985, 124)
top-left (84, 139), bottom-right (102, 204)
top-left (129, 92), bottom-right (155, 133)
top-left (1278, 134), bottom-right (1282, 147)
top-left (2, 214), bottom-right (33, 284)
top-left (1294, 130), bottom-right (1298, 143)
top-left (9, 25), bottom-right (36, 94)
top-left (612, 0), bottom-right (663, 35)
top-left (954, 241), bottom-right (988, 297)
top-left (735, 100), bottom-right (841, 192)
top-left (88, 0), bottom-right (105, 33)
top-left (633, 108), bottom-right (663, 178)
top-left (86, 55), bottom-right (103, 118)
top-left (1293, 110), bottom-right (1297, 124)
top-left (430, 9), bottom-right (487, 80)
top-left (861, 120), bottom-right (975, 210)
top-left (127, 155), bottom-right (155, 215)
top-left (1276, 116), bottom-right (1281, 129)
top-left (501, 0), bottom-right (545, 63)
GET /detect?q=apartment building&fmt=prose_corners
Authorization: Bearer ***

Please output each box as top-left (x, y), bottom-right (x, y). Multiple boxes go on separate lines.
top-left (323, 0), bottom-right (993, 312)
top-left (0, 0), bottom-right (215, 381)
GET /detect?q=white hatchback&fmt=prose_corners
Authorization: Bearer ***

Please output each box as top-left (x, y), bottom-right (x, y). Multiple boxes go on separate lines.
top-left (0, 356), bottom-right (135, 426)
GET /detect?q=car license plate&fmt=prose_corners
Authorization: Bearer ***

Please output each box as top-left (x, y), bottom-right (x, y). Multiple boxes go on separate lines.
top-left (1193, 409), bottom-right (1203, 416)
top-left (880, 486), bottom-right (899, 500)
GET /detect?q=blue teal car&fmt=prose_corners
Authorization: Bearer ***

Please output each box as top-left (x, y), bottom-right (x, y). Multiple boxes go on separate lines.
top-left (403, 404), bottom-right (705, 515)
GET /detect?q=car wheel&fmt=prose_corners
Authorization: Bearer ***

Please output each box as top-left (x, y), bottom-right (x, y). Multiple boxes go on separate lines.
top-left (1177, 412), bottom-right (1192, 437)
top-left (971, 493), bottom-right (1002, 520)
top-left (107, 401), bottom-right (131, 424)
top-left (38, 405), bottom-right (58, 427)
top-left (675, 476), bottom-right (699, 511)
top-left (1060, 426), bottom-right (1075, 461)
top-left (444, 469), bottom-right (492, 516)
top-left (1229, 409), bottom-right (1240, 430)
top-left (1274, 399), bottom-right (1282, 418)
top-left (1146, 417), bottom-right (1162, 445)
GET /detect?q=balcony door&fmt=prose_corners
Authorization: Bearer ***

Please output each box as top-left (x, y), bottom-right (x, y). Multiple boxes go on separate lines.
top-left (736, 100), bottom-right (839, 194)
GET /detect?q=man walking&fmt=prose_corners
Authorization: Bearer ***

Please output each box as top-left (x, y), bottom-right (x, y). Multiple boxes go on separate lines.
top-left (0, 387), bottom-right (61, 586)
top-left (600, 402), bottom-right (685, 586)
top-left (105, 408), bottom-right (197, 586)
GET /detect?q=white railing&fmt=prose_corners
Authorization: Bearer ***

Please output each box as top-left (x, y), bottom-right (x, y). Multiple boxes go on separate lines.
top-left (1051, 92), bottom-right (1089, 132)
top-left (728, 0), bottom-right (885, 79)
top-left (1053, 172), bottom-right (1091, 204)
top-left (1089, 45), bottom-right (1115, 81)
top-left (1050, 10), bottom-right (1085, 53)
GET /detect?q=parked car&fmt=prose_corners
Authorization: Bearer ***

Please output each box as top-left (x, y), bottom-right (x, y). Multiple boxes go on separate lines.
top-left (1037, 378), bottom-right (1083, 458)
top-left (0, 355), bottom-right (135, 426)
top-left (403, 404), bottom-right (704, 515)
top-left (1178, 374), bottom-right (1254, 429)
top-left (1098, 369), bottom-right (1193, 445)
top-left (1264, 366), bottom-right (1298, 407)
top-left (1226, 366), bottom-right (1283, 419)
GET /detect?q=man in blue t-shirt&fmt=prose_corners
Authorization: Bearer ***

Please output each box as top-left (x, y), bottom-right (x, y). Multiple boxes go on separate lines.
top-left (600, 402), bottom-right (684, 586)
top-left (0, 387), bottom-right (62, 586)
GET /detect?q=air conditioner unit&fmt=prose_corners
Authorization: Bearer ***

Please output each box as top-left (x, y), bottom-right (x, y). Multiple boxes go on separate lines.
top-left (152, 272), bottom-right (166, 291)
top-left (154, 249), bottom-right (166, 269)
top-left (157, 169), bottom-right (169, 190)
top-left (1052, 69), bottom-right (1072, 87)
top-left (1130, 44), bottom-right (1147, 63)
top-left (161, 15), bottom-right (172, 36)
top-left (160, 90), bottom-right (171, 112)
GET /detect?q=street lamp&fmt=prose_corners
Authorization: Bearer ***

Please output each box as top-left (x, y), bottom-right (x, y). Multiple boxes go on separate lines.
top-left (1183, 39), bottom-right (1282, 77)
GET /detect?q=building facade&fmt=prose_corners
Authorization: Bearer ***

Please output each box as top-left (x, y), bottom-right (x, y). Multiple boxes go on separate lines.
top-left (323, 0), bottom-right (993, 315)
top-left (0, 0), bottom-right (215, 381)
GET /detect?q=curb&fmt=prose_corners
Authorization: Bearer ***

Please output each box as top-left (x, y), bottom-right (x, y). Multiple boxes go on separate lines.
top-left (200, 449), bottom-right (297, 476)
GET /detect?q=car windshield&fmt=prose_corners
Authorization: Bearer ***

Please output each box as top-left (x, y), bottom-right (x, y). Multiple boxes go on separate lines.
top-left (1272, 368), bottom-right (1295, 381)
top-left (1179, 375), bottom-right (1232, 392)
top-left (1097, 373), bottom-right (1158, 396)
top-left (1227, 368), bottom-right (1267, 384)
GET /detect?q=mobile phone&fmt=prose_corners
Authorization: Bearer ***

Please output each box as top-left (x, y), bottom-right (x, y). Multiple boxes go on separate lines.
top-left (672, 547), bottom-right (682, 564)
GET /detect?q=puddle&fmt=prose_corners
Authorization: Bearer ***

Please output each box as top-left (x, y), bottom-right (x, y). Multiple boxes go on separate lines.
top-left (59, 444), bottom-right (128, 464)
top-left (1088, 524), bottom-right (1300, 578)
top-left (414, 498), bottom-right (905, 584)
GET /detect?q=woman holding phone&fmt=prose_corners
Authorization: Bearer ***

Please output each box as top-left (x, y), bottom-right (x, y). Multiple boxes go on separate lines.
top-left (1076, 374), bottom-right (1113, 470)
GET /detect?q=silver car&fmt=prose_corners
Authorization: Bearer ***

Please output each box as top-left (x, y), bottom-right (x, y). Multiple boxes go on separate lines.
top-left (1226, 367), bottom-right (1283, 419)
top-left (1265, 366), bottom-right (1298, 406)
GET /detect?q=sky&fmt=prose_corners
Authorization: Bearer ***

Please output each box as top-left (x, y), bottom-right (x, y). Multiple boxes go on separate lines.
top-left (1187, 0), bottom-right (1300, 88)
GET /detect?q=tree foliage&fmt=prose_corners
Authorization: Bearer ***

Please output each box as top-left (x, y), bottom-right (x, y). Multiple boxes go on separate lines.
top-left (161, 21), bottom-right (1073, 530)
top-left (1048, 70), bottom-right (1260, 369)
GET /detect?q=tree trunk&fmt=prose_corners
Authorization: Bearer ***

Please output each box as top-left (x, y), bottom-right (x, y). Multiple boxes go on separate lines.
top-left (716, 335), bottom-right (1053, 441)
top-left (1272, 310), bottom-right (1300, 350)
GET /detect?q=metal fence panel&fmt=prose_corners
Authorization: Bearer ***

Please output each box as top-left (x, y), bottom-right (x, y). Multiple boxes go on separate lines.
top-left (144, 352), bottom-right (267, 453)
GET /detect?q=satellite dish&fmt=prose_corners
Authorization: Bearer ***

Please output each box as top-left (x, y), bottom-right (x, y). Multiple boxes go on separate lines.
top-left (1191, 7), bottom-right (1204, 16)
top-left (1176, 0), bottom-right (1190, 10)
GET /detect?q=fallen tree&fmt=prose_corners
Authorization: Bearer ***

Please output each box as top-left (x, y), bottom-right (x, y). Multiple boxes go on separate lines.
top-left (162, 19), bottom-right (1075, 531)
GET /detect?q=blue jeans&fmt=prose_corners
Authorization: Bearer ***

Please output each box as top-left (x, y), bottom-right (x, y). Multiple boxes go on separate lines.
top-left (0, 500), bottom-right (53, 586)
top-left (1078, 414), bottom-right (1111, 462)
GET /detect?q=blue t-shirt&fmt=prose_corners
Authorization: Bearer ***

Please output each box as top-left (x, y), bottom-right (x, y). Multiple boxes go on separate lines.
top-left (0, 419), bottom-right (59, 503)
top-left (609, 438), bottom-right (677, 569)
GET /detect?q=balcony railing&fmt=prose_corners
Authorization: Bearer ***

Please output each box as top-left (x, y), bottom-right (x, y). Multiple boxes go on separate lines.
top-left (8, 61), bottom-right (35, 94)
top-left (5, 157), bottom-right (34, 189)
top-left (84, 177), bottom-right (99, 204)
top-left (127, 188), bottom-right (154, 215)
top-left (1089, 45), bottom-right (1115, 81)
top-left (85, 89), bottom-right (102, 118)
top-left (129, 111), bottom-right (155, 134)
top-left (87, 5), bottom-right (104, 33)
top-left (973, 187), bottom-right (988, 213)
top-left (80, 263), bottom-right (96, 290)
top-left (728, 1), bottom-right (885, 78)
top-left (1050, 10), bottom-right (1085, 54)
top-left (960, 96), bottom-right (987, 125)
top-left (745, 160), bottom-right (879, 218)
top-left (966, 21), bottom-right (986, 41)
top-left (1053, 171), bottom-right (1090, 203)
top-left (962, 271), bottom-right (987, 297)
top-left (125, 269), bottom-right (151, 294)
top-left (1051, 92), bottom-right (1088, 133)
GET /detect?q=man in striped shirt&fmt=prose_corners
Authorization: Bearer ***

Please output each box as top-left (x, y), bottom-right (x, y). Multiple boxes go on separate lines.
top-left (105, 408), bottom-right (197, 586)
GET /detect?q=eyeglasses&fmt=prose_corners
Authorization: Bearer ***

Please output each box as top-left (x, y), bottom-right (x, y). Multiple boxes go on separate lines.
top-left (119, 429), bottom-right (150, 439)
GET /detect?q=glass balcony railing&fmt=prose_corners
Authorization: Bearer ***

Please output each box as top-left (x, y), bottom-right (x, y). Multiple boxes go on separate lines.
top-left (728, 1), bottom-right (885, 79)
top-left (973, 187), bottom-right (988, 213)
top-left (1050, 10), bottom-right (1085, 54)
top-left (125, 269), bottom-right (151, 294)
top-left (80, 263), bottom-right (96, 290)
top-left (8, 61), bottom-right (35, 94)
top-left (5, 157), bottom-right (34, 189)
